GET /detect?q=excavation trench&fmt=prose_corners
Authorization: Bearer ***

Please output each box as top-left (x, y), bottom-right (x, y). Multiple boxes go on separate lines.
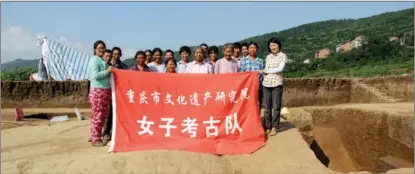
top-left (286, 107), bottom-right (414, 173)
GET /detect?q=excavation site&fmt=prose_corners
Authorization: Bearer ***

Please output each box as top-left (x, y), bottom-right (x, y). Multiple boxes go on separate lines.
top-left (1, 75), bottom-right (413, 174)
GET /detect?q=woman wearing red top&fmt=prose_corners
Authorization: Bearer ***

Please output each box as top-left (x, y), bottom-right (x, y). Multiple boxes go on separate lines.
top-left (130, 51), bottom-right (150, 72)
top-left (165, 58), bottom-right (177, 73)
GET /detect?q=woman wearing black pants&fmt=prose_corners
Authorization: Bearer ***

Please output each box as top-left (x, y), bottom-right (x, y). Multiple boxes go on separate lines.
top-left (102, 47), bottom-right (127, 142)
top-left (262, 37), bottom-right (287, 136)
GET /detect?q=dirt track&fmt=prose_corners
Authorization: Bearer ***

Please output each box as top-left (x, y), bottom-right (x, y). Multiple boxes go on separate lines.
top-left (1, 103), bottom-right (414, 174)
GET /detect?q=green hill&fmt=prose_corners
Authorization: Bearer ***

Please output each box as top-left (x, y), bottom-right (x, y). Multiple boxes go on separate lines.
top-left (1, 58), bottom-right (39, 72)
top-left (123, 8), bottom-right (414, 77)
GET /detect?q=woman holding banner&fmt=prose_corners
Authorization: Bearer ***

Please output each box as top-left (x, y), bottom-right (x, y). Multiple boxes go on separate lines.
top-left (262, 37), bottom-right (286, 137)
top-left (87, 40), bottom-right (113, 147)
top-left (239, 41), bottom-right (265, 129)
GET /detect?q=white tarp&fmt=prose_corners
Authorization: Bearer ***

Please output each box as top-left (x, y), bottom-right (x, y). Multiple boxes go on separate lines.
top-left (37, 36), bottom-right (91, 81)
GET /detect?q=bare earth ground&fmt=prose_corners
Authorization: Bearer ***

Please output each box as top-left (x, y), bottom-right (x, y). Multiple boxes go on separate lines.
top-left (1, 104), bottom-right (413, 174)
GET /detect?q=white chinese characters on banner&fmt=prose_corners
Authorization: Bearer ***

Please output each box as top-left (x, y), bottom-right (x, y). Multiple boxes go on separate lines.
top-left (127, 87), bottom-right (251, 106)
top-left (165, 93), bottom-right (175, 105)
top-left (228, 90), bottom-right (238, 104)
top-left (136, 116), bottom-right (155, 135)
top-left (225, 113), bottom-right (243, 134)
top-left (203, 91), bottom-right (212, 107)
top-left (181, 117), bottom-right (199, 138)
top-left (240, 88), bottom-right (250, 100)
top-left (159, 118), bottom-right (177, 137)
top-left (202, 116), bottom-right (221, 137)
top-left (177, 95), bottom-right (187, 105)
top-left (151, 91), bottom-right (161, 105)
top-left (135, 113), bottom-right (243, 138)
top-left (126, 89), bottom-right (135, 103)
top-left (215, 91), bottom-right (226, 104)
top-left (189, 92), bottom-right (201, 106)
top-left (139, 91), bottom-right (148, 104)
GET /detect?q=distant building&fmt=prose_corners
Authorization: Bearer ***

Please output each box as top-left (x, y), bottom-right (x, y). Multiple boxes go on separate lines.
top-left (315, 48), bottom-right (331, 59)
top-left (351, 35), bottom-right (365, 48)
top-left (336, 42), bottom-right (353, 53)
top-left (336, 35), bottom-right (366, 53)
top-left (389, 36), bottom-right (400, 42)
top-left (336, 45), bottom-right (341, 53)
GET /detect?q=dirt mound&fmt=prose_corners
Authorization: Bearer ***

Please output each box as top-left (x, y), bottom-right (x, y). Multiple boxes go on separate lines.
top-left (285, 103), bottom-right (414, 173)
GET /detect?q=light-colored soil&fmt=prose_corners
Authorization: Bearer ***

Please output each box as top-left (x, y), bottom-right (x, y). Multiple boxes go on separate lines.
top-left (1, 104), bottom-right (413, 174)
top-left (1, 119), bottom-right (334, 174)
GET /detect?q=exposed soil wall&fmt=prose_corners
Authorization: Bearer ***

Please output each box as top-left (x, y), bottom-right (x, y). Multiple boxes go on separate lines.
top-left (349, 82), bottom-right (390, 103)
top-left (357, 75), bottom-right (414, 102)
top-left (286, 107), bottom-right (414, 173)
top-left (1, 75), bottom-right (412, 108)
top-left (1, 81), bottom-right (90, 108)
top-left (283, 78), bottom-right (352, 107)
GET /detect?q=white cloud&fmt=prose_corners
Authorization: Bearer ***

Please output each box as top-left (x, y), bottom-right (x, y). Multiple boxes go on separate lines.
top-left (1, 26), bottom-right (37, 53)
top-left (1, 26), bottom-right (137, 63)
top-left (0, 27), bottom-right (91, 63)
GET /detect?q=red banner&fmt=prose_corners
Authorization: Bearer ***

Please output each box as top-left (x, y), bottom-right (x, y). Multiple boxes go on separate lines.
top-left (109, 69), bottom-right (265, 155)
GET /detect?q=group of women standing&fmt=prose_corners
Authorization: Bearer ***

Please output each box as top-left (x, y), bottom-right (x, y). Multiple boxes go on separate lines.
top-left (87, 37), bottom-right (287, 147)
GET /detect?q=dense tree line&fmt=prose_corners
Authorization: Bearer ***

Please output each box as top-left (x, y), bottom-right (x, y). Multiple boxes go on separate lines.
top-left (0, 67), bottom-right (37, 81)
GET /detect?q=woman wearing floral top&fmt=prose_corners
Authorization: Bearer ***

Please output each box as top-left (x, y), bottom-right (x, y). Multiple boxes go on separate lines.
top-left (262, 37), bottom-right (287, 137)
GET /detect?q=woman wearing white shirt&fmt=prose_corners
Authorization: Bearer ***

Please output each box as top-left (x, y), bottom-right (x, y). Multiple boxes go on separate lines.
top-left (147, 48), bottom-right (166, 73)
top-left (184, 46), bottom-right (214, 74)
top-left (262, 37), bottom-right (287, 137)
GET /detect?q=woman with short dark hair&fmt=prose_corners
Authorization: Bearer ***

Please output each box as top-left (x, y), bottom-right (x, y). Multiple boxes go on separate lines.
top-left (177, 46), bottom-right (191, 73)
top-left (164, 49), bottom-right (174, 61)
top-left (111, 47), bottom-right (128, 69)
top-left (165, 58), bottom-right (177, 73)
top-left (144, 49), bottom-right (152, 64)
top-left (208, 46), bottom-right (219, 65)
top-left (131, 51), bottom-right (151, 72)
top-left (262, 37), bottom-right (287, 136)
